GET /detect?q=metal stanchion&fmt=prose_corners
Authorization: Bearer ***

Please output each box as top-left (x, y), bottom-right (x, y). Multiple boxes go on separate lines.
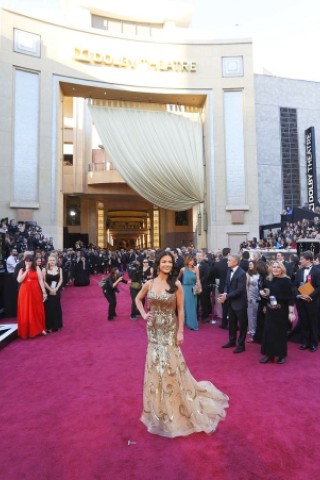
top-left (210, 283), bottom-right (218, 324)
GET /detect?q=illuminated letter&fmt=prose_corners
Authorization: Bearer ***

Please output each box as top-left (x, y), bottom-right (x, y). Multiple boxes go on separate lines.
top-left (103, 54), bottom-right (113, 65)
top-left (93, 52), bottom-right (103, 64)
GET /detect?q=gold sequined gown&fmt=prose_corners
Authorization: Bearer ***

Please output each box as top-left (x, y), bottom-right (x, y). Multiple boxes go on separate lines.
top-left (141, 290), bottom-right (229, 438)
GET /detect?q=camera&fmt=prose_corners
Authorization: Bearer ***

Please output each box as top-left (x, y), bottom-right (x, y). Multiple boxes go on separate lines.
top-left (117, 272), bottom-right (127, 283)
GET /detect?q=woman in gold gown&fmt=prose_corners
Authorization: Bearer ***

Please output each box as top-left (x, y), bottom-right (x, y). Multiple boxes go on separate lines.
top-left (135, 250), bottom-right (229, 438)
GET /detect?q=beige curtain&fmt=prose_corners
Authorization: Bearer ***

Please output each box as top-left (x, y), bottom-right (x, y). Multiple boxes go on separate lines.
top-left (88, 102), bottom-right (204, 211)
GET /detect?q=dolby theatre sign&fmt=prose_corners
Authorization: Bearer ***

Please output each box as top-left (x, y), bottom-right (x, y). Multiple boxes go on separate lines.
top-left (305, 126), bottom-right (318, 211)
top-left (73, 48), bottom-right (197, 72)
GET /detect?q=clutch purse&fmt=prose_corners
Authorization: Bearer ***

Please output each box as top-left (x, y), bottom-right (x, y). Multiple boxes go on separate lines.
top-left (298, 282), bottom-right (314, 295)
top-left (192, 285), bottom-right (199, 295)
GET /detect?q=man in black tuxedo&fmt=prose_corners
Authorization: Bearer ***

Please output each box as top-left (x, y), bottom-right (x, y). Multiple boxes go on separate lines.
top-left (196, 250), bottom-right (211, 322)
top-left (127, 248), bottom-right (137, 264)
top-left (294, 250), bottom-right (320, 352)
top-left (213, 248), bottom-right (230, 329)
top-left (172, 249), bottom-right (184, 274)
top-left (218, 253), bottom-right (248, 353)
top-left (276, 252), bottom-right (293, 278)
top-left (239, 250), bottom-right (249, 272)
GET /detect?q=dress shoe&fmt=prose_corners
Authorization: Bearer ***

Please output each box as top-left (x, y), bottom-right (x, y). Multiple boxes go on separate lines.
top-left (233, 347), bottom-right (245, 353)
top-left (299, 344), bottom-right (309, 350)
top-left (309, 346), bottom-right (317, 352)
top-left (219, 325), bottom-right (228, 330)
top-left (277, 357), bottom-right (286, 364)
top-left (259, 356), bottom-right (274, 364)
top-left (222, 342), bottom-right (236, 348)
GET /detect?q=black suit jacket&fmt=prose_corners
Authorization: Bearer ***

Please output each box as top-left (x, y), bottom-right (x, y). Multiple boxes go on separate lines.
top-left (174, 256), bottom-right (184, 274)
top-left (214, 258), bottom-right (229, 293)
top-left (224, 266), bottom-right (248, 311)
top-left (14, 260), bottom-right (24, 280)
top-left (239, 259), bottom-right (249, 272)
top-left (198, 261), bottom-right (211, 287)
top-left (283, 261), bottom-right (294, 279)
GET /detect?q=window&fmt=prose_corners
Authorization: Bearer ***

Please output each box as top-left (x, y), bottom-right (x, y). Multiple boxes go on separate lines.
top-left (153, 208), bottom-right (160, 249)
top-left (280, 107), bottom-right (300, 209)
top-left (97, 202), bottom-right (105, 247)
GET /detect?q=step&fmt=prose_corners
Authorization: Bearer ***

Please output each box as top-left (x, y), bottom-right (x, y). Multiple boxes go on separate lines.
top-left (0, 323), bottom-right (18, 350)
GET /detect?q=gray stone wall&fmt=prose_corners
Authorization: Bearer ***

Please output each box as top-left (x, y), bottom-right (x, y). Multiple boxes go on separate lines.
top-left (255, 75), bottom-right (320, 225)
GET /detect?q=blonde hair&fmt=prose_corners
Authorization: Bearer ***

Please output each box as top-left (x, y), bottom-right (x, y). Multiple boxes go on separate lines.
top-left (267, 261), bottom-right (287, 280)
top-left (46, 254), bottom-right (58, 270)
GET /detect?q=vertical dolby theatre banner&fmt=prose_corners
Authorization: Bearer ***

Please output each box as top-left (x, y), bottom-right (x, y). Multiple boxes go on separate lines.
top-left (305, 127), bottom-right (317, 211)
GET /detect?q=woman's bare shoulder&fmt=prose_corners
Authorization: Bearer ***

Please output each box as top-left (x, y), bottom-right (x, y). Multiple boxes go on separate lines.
top-left (142, 279), bottom-right (153, 290)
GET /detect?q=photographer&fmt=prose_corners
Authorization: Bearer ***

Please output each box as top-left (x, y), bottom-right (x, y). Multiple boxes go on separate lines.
top-left (60, 249), bottom-right (75, 286)
top-left (128, 260), bottom-right (143, 320)
top-left (101, 267), bottom-right (127, 321)
top-left (74, 250), bottom-right (90, 286)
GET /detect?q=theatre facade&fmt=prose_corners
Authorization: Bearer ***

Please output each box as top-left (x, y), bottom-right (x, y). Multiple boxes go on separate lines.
top-left (0, 2), bottom-right (259, 251)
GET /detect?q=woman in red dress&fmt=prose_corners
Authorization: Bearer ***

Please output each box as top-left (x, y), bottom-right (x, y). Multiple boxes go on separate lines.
top-left (17, 255), bottom-right (47, 339)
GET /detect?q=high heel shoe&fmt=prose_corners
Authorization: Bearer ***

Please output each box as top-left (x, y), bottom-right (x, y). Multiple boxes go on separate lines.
top-left (41, 330), bottom-right (48, 336)
top-left (259, 356), bottom-right (274, 364)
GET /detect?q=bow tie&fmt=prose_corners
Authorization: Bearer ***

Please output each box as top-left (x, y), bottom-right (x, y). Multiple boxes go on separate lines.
top-left (304, 267), bottom-right (311, 270)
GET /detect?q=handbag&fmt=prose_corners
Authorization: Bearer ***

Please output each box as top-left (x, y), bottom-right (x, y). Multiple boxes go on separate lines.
top-left (131, 281), bottom-right (142, 290)
top-left (192, 285), bottom-right (200, 295)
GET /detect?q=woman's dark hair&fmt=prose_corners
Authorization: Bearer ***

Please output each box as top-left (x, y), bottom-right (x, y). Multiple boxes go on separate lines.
top-left (255, 261), bottom-right (269, 277)
top-left (23, 255), bottom-right (36, 271)
top-left (184, 254), bottom-right (194, 267)
top-left (110, 267), bottom-right (119, 278)
top-left (154, 250), bottom-right (178, 294)
top-left (248, 260), bottom-right (257, 275)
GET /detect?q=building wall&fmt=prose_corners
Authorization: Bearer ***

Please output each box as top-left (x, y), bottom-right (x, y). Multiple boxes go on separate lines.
top-left (0, 5), bottom-right (259, 250)
top-left (255, 74), bottom-right (320, 226)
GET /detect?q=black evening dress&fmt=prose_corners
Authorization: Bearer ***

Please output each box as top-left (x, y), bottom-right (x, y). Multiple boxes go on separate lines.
top-left (261, 277), bottom-right (293, 358)
top-left (74, 260), bottom-right (90, 286)
top-left (44, 270), bottom-right (63, 331)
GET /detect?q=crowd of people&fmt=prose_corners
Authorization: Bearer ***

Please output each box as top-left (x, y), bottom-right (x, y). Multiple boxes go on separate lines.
top-left (95, 244), bottom-right (320, 366)
top-left (2, 214), bottom-right (320, 439)
top-left (241, 215), bottom-right (320, 251)
top-left (1, 216), bottom-right (320, 363)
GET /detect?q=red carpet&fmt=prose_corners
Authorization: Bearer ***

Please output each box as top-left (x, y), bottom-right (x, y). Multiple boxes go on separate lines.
top-left (1, 277), bottom-right (320, 480)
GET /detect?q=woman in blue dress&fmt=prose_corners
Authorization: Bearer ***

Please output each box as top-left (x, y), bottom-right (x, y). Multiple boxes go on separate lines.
top-left (178, 255), bottom-right (202, 330)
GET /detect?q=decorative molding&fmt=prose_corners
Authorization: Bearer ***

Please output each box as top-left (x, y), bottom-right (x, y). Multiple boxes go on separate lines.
top-left (226, 205), bottom-right (249, 211)
top-left (10, 202), bottom-right (40, 209)
top-left (222, 56), bottom-right (243, 77)
top-left (14, 29), bottom-right (41, 57)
